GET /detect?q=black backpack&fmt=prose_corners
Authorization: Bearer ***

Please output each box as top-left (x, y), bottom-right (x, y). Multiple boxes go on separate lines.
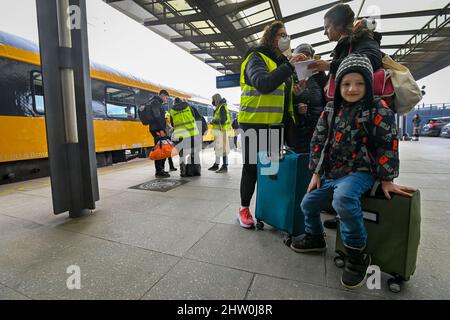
top-left (190, 106), bottom-right (208, 135)
top-left (138, 96), bottom-right (162, 126)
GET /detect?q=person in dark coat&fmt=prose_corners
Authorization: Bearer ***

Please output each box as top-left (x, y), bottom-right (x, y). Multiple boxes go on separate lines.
top-left (308, 3), bottom-right (382, 76)
top-left (286, 43), bottom-right (327, 153)
top-left (291, 54), bottom-right (416, 289)
top-left (237, 20), bottom-right (307, 229)
top-left (146, 89), bottom-right (170, 178)
top-left (308, 3), bottom-right (383, 229)
top-left (170, 97), bottom-right (203, 177)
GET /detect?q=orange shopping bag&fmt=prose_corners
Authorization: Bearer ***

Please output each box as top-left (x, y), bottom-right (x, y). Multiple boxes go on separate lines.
top-left (149, 138), bottom-right (178, 161)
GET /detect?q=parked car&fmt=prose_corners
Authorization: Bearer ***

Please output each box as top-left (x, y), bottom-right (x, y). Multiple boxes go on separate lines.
top-left (440, 122), bottom-right (450, 138)
top-left (422, 117), bottom-right (450, 137)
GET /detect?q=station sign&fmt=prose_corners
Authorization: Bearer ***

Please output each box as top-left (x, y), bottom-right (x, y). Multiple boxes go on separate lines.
top-left (216, 73), bottom-right (240, 89)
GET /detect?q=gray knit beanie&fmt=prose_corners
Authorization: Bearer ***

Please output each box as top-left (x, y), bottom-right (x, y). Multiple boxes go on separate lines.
top-left (334, 53), bottom-right (374, 108)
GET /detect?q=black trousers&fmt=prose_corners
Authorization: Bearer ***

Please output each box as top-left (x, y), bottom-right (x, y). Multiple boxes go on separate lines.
top-left (150, 130), bottom-right (166, 173)
top-left (239, 127), bottom-right (282, 207)
top-left (167, 157), bottom-right (175, 169)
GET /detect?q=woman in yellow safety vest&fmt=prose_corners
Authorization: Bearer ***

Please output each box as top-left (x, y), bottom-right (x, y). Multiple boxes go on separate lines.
top-left (208, 93), bottom-right (233, 173)
top-left (237, 20), bottom-right (307, 229)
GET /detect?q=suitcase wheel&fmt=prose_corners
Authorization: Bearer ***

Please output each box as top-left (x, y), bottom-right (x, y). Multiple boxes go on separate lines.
top-left (333, 251), bottom-right (346, 268)
top-left (283, 235), bottom-right (292, 247)
top-left (387, 277), bottom-right (403, 293)
top-left (256, 220), bottom-right (264, 230)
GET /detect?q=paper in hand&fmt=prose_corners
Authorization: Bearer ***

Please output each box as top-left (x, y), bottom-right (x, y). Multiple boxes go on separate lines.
top-left (294, 59), bottom-right (318, 81)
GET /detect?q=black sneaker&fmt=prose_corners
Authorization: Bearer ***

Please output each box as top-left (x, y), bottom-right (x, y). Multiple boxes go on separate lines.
top-left (208, 164), bottom-right (219, 171)
top-left (323, 217), bottom-right (339, 229)
top-left (290, 233), bottom-right (327, 253)
top-left (341, 245), bottom-right (371, 289)
top-left (169, 167), bottom-right (177, 172)
top-left (155, 171), bottom-right (170, 178)
top-left (215, 165), bottom-right (228, 173)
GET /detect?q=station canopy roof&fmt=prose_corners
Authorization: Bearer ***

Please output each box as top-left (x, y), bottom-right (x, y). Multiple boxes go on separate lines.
top-left (104, 0), bottom-right (450, 80)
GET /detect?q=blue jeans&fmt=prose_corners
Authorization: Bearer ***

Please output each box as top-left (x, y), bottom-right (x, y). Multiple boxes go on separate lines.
top-left (301, 172), bottom-right (375, 248)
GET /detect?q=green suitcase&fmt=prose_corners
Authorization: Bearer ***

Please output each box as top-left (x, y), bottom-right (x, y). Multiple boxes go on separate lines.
top-left (334, 190), bottom-right (421, 293)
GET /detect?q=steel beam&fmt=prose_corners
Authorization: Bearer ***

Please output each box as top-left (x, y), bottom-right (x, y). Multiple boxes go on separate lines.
top-left (36, 0), bottom-right (98, 217)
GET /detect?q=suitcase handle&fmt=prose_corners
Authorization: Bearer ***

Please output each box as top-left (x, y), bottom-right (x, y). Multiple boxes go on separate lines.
top-left (267, 124), bottom-right (285, 161)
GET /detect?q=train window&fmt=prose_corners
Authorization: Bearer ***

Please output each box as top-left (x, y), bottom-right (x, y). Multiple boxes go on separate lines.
top-left (105, 87), bottom-right (136, 119)
top-left (106, 87), bottom-right (135, 105)
top-left (31, 72), bottom-right (45, 114)
top-left (106, 103), bottom-right (136, 119)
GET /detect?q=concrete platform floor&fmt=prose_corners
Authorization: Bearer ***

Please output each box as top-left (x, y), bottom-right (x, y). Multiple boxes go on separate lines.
top-left (0, 137), bottom-right (449, 300)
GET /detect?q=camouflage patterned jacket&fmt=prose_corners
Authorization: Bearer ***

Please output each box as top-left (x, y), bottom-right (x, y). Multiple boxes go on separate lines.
top-left (309, 99), bottom-right (399, 181)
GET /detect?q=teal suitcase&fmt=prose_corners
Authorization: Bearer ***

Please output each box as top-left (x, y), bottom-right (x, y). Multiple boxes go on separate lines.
top-left (335, 189), bottom-right (421, 293)
top-left (255, 150), bottom-right (312, 242)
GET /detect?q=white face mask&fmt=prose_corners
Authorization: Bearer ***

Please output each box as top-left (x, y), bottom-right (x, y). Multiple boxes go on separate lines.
top-left (278, 36), bottom-right (291, 52)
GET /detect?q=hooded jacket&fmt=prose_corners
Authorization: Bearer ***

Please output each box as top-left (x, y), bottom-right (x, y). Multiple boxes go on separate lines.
top-left (309, 54), bottom-right (399, 181)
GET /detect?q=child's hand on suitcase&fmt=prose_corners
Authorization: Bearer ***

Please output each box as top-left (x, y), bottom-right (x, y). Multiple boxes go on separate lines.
top-left (307, 173), bottom-right (321, 193)
top-left (381, 181), bottom-right (417, 199)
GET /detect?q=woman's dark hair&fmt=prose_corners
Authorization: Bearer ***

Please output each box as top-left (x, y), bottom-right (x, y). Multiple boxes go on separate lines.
top-left (324, 4), bottom-right (355, 34)
top-left (174, 97), bottom-right (182, 104)
top-left (259, 21), bottom-right (285, 49)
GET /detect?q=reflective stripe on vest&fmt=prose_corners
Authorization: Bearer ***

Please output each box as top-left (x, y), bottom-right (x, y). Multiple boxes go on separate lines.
top-left (170, 106), bottom-right (199, 138)
top-left (238, 51), bottom-right (294, 125)
top-left (212, 103), bottom-right (232, 132)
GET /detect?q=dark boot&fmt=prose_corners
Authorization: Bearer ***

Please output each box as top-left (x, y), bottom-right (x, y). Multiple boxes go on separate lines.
top-left (185, 164), bottom-right (194, 177)
top-left (216, 165), bottom-right (228, 173)
top-left (341, 245), bottom-right (371, 289)
top-left (180, 163), bottom-right (187, 177)
top-left (290, 233), bottom-right (327, 253)
top-left (155, 171), bottom-right (170, 178)
top-left (168, 157), bottom-right (177, 171)
top-left (208, 163), bottom-right (219, 171)
top-left (193, 164), bottom-right (201, 176)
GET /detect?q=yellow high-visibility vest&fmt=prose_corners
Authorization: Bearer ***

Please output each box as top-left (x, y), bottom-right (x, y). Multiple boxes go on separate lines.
top-left (238, 51), bottom-right (294, 125)
top-left (170, 105), bottom-right (199, 138)
top-left (212, 103), bottom-right (233, 136)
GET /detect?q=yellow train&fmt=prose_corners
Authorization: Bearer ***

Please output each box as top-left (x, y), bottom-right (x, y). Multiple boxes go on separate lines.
top-left (0, 31), bottom-right (237, 184)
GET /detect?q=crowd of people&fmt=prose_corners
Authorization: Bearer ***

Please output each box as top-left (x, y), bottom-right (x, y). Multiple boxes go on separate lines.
top-left (139, 3), bottom-right (417, 290)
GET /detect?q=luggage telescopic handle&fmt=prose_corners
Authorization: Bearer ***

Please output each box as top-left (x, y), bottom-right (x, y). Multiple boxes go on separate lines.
top-left (267, 124), bottom-right (285, 160)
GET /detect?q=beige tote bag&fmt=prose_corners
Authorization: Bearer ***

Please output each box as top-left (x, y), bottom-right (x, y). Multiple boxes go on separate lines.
top-left (382, 55), bottom-right (422, 115)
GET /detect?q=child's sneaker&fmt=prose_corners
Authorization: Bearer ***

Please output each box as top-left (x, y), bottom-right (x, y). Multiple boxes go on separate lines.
top-left (238, 207), bottom-right (255, 229)
top-left (290, 233), bottom-right (327, 253)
